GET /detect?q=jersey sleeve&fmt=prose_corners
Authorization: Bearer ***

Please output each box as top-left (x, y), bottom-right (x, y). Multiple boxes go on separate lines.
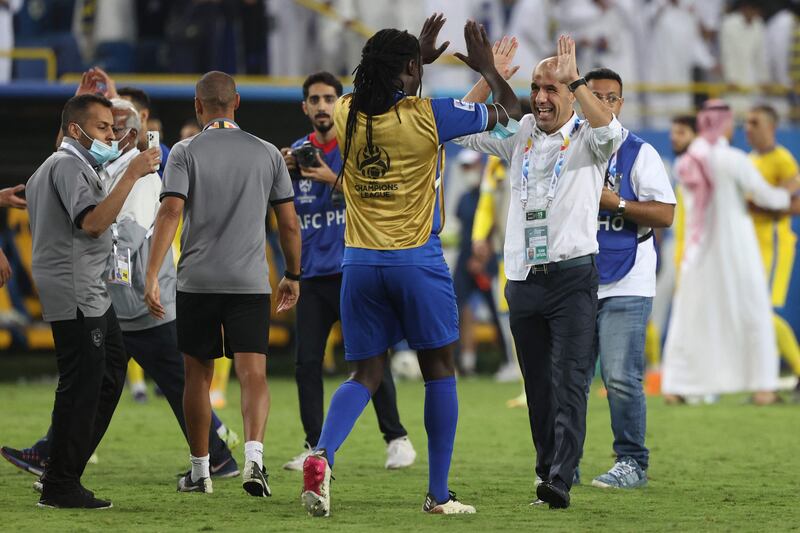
top-left (430, 98), bottom-right (489, 143)
top-left (161, 142), bottom-right (190, 201)
top-left (267, 144), bottom-right (294, 205)
top-left (779, 148), bottom-right (800, 182)
top-left (631, 143), bottom-right (677, 204)
top-left (51, 160), bottom-right (98, 228)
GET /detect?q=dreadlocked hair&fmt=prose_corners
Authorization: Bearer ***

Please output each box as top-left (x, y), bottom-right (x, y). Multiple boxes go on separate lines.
top-left (337, 29), bottom-right (422, 187)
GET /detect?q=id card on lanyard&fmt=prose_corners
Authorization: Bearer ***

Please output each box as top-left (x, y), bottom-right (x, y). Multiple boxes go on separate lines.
top-left (605, 151), bottom-right (620, 192)
top-left (108, 223), bottom-right (132, 286)
top-left (521, 118), bottom-right (581, 265)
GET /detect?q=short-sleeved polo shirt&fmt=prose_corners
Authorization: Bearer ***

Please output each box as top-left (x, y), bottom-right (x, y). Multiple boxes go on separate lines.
top-left (161, 123), bottom-right (294, 294)
top-left (26, 138), bottom-right (113, 321)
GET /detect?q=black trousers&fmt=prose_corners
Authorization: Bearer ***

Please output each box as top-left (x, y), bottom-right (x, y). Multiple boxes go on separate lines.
top-left (35, 321), bottom-right (228, 462)
top-left (295, 275), bottom-right (407, 447)
top-left (43, 307), bottom-right (127, 495)
top-left (505, 262), bottom-right (598, 492)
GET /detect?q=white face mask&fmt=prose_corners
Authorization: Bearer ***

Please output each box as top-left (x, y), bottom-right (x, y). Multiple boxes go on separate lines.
top-left (490, 103), bottom-right (521, 140)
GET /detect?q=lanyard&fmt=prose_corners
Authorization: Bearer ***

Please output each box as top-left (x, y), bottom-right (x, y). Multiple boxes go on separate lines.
top-left (520, 117), bottom-right (581, 210)
top-left (605, 151), bottom-right (618, 188)
top-left (203, 119), bottom-right (239, 130)
top-left (111, 222), bottom-right (119, 248)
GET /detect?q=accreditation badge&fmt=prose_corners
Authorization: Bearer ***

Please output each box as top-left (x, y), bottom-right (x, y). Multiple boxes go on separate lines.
top-left (108, 246), bottom-right (132, 287)
top-left (523, 209), bottom-right (549, 266)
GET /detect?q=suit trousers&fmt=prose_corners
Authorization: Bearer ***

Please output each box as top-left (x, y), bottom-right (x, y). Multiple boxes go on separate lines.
top-left (505, 261), bottom-right (598, 492)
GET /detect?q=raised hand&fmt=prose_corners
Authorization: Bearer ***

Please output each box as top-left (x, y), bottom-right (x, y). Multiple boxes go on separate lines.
top-left (453, 21), bottom-right (496, 76)
top-left (74, 67), bottom-right (118, 99)
top-left (0, 184), bottom-right (26, 209)
top-left (92, 67), bottom-right (118, 99)
top-left (75, 69), bottom-right (100, 96)
top-left (493, 36), bottom-right (520, 80)
top-left (554, 35), bottom-right (580, 85)
top-left (419, 12), bottom-right (450, 65)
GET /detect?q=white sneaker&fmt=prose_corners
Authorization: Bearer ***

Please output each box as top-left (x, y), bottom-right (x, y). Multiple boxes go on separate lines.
top-left (422, 491), bottom-right (476, 514)
top-left (385, 436), bottom-right (416, 469)
top-left (242, 460), bottom-right (271, 497)
top-left (302, 453), bottom-right (331, 517)
top-left (177, 472), bottom-right (213, 493)
top-left (494, 362), bottom-right (521, 383)
top-left (283, 444), bottom-right (312, 471)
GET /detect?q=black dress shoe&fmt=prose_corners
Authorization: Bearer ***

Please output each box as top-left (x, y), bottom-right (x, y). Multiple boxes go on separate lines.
top-left (536, 481), bottom-right (570, 509)
top-left (38, 489), bottom-right (112, 509)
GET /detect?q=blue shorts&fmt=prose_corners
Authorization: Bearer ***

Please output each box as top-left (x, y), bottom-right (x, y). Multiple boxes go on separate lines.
top-left (340, 263), bottom-right (460, 360)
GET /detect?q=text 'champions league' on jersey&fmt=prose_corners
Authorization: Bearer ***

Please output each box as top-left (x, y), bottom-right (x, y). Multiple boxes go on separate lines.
top-left (333, 93), bottom-right (488, 266)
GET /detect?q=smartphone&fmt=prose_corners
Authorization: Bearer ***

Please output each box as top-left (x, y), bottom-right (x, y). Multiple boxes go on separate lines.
top-left (146, 131), bottom-right (160, 150)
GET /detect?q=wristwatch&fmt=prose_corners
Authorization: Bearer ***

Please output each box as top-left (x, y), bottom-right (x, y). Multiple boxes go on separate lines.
top-left (567, 77), bottom-right (587, 93)
top-left (615, 197), bottom-right (627, 215)
top-left (284, 269), bottom-right (302, 281)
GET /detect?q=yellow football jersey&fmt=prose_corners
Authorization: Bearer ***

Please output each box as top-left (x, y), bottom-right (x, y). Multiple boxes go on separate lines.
top-left (472, 156), bottom-right (508, 247)
top-left (749, 145), bottom-right (798, 306)
top-left (334, 94), bottom-right (444, 250)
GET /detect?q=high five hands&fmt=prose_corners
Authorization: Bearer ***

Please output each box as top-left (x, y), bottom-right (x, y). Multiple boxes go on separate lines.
top-left (453, 20), bottom-right (497, 75)
top-left (554, 35), bottom-right (581, 85)
top-left (493, 36), bottom-right (520, 81)
top-left (419, 13), bottom-right (450, 65)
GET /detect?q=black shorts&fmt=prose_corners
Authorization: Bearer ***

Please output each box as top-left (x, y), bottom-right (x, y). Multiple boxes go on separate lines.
top-left (176, 291), bottom-right (270, 359)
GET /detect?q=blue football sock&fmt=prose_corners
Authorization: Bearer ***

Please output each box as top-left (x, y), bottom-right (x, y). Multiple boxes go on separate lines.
top-left (316, 380), bottom-right (371, 467)
top-left (424, 376), bottom-right (458, 503)
top-left (210, 412), bottom-right (223, 431)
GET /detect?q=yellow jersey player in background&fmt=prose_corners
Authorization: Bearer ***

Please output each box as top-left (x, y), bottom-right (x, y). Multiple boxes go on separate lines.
top-left (300, 15), bottom-right (522, 517)
top-left (746, 104), bottom-right (800, 401)
top-left (470, 156), bottom-right (529, 406)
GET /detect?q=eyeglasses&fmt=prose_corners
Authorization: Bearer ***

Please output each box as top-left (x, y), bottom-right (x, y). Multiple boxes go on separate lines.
top-left (592, 93), bottom-right (621, 104)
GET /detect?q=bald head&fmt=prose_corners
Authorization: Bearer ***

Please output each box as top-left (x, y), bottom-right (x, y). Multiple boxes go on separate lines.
top-left (196, 71), bottom-right (237, 110)
top-left (535, 57), bottom-right (558, 77)
top-left (194, 71), bottom-right (240, 125)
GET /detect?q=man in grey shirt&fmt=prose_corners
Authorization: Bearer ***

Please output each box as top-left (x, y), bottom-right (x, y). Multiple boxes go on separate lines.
top-left (145, 71), bottom-right (301, 497)
top-left (4, 96), bottom-right (240, 487)
top-left (26, 93), bottom-right (160, 509)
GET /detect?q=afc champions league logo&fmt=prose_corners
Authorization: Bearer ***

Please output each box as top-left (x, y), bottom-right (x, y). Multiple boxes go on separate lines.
top-left (299, 179), bottom-right (313, 194)
top-left (357, 144), bottom-right (391, 179)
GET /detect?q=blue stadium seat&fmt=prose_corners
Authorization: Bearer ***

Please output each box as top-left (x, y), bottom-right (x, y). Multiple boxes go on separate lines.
top-left (94, 41), bottom-right (135, 73)
top-left (14, 33), bottom-right (84, 80)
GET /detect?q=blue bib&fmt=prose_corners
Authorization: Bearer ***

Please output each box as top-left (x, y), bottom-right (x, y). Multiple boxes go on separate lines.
top-left (596, 133), bottom-right (651, 284)
top-left (291, 134), bottom-right (346, 278)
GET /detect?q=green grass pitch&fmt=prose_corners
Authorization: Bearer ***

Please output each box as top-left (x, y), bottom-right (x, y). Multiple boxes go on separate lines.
top-left (0, 377), bottom-right (797, 532)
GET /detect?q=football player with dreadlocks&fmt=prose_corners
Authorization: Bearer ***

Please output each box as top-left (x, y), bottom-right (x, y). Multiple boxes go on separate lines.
top-left (300, 14), bottom-right (522, 517)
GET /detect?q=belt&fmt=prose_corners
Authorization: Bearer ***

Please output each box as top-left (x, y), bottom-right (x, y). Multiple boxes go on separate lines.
top-left (526, 254), bottom-right (594, 277)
